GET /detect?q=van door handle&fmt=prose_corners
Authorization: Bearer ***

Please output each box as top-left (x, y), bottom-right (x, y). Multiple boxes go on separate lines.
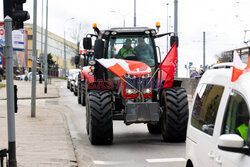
top-left (208, 151), bottom-right (214, 159)
top-left (215, 157), bottom-right (222, 164)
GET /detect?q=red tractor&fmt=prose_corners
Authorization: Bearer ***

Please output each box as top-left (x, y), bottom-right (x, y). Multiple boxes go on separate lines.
top-left (77, 23), bottom-right (189, 145)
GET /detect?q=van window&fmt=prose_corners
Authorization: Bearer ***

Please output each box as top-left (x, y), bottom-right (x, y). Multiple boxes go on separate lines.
top-left (191, 84), bottom-right (224, 135)
top-left (222, 92), bottom-right (249, 142)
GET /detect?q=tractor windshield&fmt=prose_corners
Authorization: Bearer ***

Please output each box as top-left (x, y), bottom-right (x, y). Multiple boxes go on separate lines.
top-left (107, 35), bottom-right (155, 66)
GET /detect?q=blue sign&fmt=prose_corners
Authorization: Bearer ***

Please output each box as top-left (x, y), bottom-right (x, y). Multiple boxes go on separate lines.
top-left (0, 55), bottom-right (2, 65)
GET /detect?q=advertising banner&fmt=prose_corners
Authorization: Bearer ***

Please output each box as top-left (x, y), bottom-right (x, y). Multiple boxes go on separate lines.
top-left (0, 22), bottom-right (4, 46)
top-left (12, 29), bottom-right (25, 49)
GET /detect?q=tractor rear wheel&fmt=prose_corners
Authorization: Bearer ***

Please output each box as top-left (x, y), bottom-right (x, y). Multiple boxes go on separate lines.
top-left (147, 122), bottom-right (161, 134)
top-left (161, 87), bottom-right (189, 142)
top-left (77, 82), bottom-right (81, 104)
top-left (81, 81), bottom-right (86, 106)
top-left (86, 90), bottom-right (113, 145)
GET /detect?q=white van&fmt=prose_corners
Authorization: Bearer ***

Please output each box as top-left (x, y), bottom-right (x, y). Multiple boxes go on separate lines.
top-left (186, 63), bottom-right (250, 167)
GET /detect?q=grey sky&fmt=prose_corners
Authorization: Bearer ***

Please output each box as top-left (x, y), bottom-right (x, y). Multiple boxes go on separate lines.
top-left (1, 0), bottom-right (250, 77)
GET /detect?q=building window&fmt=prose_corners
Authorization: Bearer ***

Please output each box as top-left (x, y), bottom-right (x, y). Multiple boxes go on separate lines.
top-left (191, 84), bottom-right (224, 135)
top-left (28, 35), bottom-right (33, 40)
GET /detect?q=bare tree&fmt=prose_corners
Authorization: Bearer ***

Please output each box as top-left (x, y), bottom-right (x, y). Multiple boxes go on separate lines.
top-left (215, 52), bottom-right (233, 63)
top-left (69, 22), bottom-right (90, 54)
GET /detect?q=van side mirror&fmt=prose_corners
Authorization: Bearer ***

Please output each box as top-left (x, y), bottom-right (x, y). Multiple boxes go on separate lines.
top-left (83, 37), bottom-right (92, 50)
top-left (218, 134), bottom-right (249, 155)
top-left (170, 35), bottom-right (179, 47)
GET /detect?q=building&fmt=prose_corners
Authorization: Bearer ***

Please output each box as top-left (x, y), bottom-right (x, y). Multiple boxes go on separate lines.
top-left (223, 46), bottom-right (250, 63)
top-left (25, 23), bottom-right (78, 77)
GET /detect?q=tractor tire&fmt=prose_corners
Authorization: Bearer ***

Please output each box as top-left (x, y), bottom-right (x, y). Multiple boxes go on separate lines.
top-left (67, 81), bottom-right (70, 89)
top-left (77, 83), bottom-right (81, 104)
top-left (147, 122), bottom-right (161, 134)
top-left (161, 87), bottom-right (189, 142)
top-left (86, 90), bottom-right (113, 145)
top-left (74, 89), bottom-right (77, 96)
top-left (81, 81), bottom-right (86, 106)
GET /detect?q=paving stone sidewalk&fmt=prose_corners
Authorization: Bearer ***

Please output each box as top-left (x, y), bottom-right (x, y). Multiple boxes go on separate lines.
top-left (0, 79), bottom-right (77, 167)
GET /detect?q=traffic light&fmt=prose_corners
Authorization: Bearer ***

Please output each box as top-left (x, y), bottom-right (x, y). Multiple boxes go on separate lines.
top-left (3, 0), bottom-right (30, 30)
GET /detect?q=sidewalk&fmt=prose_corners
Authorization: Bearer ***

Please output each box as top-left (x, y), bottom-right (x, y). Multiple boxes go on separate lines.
top-left (0, 79), bottom-right (77, 167)
top-left (0, 80), bottom-right (59, 100)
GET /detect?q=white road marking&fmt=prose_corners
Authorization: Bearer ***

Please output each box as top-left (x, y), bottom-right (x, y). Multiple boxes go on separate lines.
top-left (146, 158), bottom-right (186, 163)
top-left (93, 160), bottom-right (135, 165)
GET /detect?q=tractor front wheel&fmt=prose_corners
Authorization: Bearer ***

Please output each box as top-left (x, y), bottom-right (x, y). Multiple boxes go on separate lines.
top-left (147, 122), bottom-right (161, 134)
top-left (86, 90), bottom-right (113, 145)
top-left (161, 87), bottom-right (189, 142)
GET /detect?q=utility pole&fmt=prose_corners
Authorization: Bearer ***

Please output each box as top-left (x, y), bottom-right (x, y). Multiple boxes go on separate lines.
top-left (174, 0), bottom-right (178, 77)
top-left (134, 0), bottom-right (136, 27)
top-left (166, 3), bottom-right (169, 53)
top-left (40, 0), bottom-right (44, 73)
top-left (31, 0), bottom-right (37, 117)
top-left (44, 0), bottom-right (48, 93)
top-left (4, 16), bottom-right (17, 167)
top-left (203, 32), bottom-right (206, 70)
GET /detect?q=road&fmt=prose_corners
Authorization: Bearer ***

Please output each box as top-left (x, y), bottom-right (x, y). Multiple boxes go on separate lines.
top-left (56, 80), bottom-right (187, 167)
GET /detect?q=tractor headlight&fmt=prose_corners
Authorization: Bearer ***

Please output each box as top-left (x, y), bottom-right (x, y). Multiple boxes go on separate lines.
top-left (126, 89), bottom-right (138, 94)
top-left (89, 60), bottom-right (96, 66)
top-left (142, 73), bottom-right (151, 78)
top-left (124, 74), bottom-right (136, 79)
top-left (143, 88), bottom-right (151, 94)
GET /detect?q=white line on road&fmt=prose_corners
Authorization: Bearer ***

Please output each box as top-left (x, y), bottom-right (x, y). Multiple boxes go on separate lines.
top-left (146, 158), bottom-right (186, 163)
top-left (93, 160), bottom-right (135, 165)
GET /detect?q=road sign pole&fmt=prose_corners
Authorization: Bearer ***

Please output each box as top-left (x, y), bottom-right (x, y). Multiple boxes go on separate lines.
top-left (4, 16), bottom-right (17, 167)
top-left (44, 0), bottom-right (48, 93)
top-left (31, 0), bottom-right (37, 117)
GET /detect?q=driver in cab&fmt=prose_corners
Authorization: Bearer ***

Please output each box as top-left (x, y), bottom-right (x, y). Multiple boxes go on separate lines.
top-left (117, 39), bottom-right (136, 59)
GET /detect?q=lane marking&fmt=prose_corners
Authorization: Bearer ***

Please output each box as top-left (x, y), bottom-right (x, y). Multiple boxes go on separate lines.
top-left (146, 158), bottom-right (186, 163)
top-left (93, 160), bottom-right (134, 165)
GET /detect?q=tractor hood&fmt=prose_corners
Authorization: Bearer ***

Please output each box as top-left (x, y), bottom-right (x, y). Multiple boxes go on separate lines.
top-left (125, 60), bottom-right (151, 77)
top-left (97, 58), bottom-right (151, 78)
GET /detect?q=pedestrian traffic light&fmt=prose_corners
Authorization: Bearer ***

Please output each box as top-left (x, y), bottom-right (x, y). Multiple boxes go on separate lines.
top-left (3, 0), bottom-right (30, 30)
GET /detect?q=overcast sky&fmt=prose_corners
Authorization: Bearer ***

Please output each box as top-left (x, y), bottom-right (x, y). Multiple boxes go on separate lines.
top-left (1, 0), bottom-right (250, 77)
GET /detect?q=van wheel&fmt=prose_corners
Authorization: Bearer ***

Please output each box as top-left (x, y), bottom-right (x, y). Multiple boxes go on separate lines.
top-left (161, 87), bottom-right (189, 142)
top-left (186, 160), bottom-right (193, 167)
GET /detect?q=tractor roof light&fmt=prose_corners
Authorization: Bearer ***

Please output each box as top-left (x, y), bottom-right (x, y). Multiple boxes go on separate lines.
top-left (92, 23), bottom-right (97, 29)
top-left (156, 22), bottom-right (160, 33)
top-left (156, 22), bottom-right (161, 28)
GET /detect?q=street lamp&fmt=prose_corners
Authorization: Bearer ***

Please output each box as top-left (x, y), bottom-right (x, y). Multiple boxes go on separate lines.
top-left (166, 3), bottom-right (169, 53)
top-left (64, 17), bottom-right (75, 78)
top-left (110, 11), bottom-right (125, 27)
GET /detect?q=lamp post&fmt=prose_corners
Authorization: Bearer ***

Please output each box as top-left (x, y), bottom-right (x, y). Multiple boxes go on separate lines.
top-left (64, 17), bottom-right (74, 78)
top-left (166, 3), bottom-right (169, 52)
top-left (110, 11), bottom-right (125, 27)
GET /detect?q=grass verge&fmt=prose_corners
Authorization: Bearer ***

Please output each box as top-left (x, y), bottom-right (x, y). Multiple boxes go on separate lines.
top-left (0, 83), bottom-right (6, 88)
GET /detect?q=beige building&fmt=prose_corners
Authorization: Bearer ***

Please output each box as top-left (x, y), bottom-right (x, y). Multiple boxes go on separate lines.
top-left (25, 23), bottom-right (77, 76)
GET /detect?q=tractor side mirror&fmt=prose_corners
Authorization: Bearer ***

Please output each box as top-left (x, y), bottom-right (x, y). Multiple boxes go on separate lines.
top-left (94, 39), bottom-right (104, 59)
top-left (170, 36), bottom-right (179, 47)
top-left (83, 37), bottom-right (92, 50)
top-left (75, 55), bottom-right (80, 66)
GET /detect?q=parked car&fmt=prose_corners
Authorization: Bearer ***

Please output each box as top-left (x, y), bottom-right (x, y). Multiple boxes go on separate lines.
top-left (28, 72), bottom-right (44, 81)
top-left (67, 69), bottom-right (80, 90)
top-left (73, 73), bottom-right (79, 96)
top-left (186, 63), bottom-right (250, 167)
top-left (15, 74), bottom-right (26, 80)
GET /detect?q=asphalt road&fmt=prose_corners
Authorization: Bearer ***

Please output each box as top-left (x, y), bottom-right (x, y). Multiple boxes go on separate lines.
top-left (57, 81), bottom-right (188, 167)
